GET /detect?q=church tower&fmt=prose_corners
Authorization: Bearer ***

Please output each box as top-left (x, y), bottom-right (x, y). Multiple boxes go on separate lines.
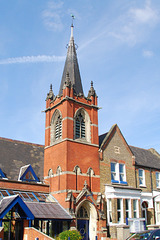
top-left (44, 23), bottom-right (106, 240)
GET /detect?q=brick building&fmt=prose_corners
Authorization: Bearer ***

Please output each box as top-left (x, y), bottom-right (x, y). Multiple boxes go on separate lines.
top-left (99, 124), bottom-right (160, 238)
top-left (0, 24), bottom-right (160, 240)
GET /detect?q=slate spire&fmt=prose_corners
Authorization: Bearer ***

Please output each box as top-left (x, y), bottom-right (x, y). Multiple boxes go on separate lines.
top-left (59, 23), bottom-right (84, 96)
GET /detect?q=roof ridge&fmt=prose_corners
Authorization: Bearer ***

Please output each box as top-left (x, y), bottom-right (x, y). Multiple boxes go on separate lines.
top-left (0, 137), bottom-right (44, 147)
top-left (129, 145), bottom-right (150, 151)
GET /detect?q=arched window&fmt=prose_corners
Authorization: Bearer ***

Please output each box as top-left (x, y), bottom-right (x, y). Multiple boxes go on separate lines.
top-left (74, 108), bottom-right (90, 142)
top-left (77, 206), bottom-right (89, 219)
top-left (51, 110), bottom-right (62, 144)
top-left (48, 168), bottom-right (53, 177)
top-left (75, 113), bottom-right (85, 139)
top-left (56, 166), bottom-right (62, 191)
top-left (73, 166), bottom-right (82, 191)
top-left (87, 167), bottom-right (95, 191)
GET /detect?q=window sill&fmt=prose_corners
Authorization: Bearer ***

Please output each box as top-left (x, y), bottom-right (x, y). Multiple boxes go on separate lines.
top-left (139, 185), bottom-right (146, 188)
top-left (111, 180), bottom-right (128, 185)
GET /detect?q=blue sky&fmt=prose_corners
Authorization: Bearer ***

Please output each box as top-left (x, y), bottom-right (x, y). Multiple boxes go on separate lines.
top-left (0, 0), bottom-right (160, 152)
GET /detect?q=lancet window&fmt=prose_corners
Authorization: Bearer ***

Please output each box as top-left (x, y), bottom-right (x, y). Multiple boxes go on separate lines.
top-left (74, 108), bottom-right (90, 142)
top-left (75, 113), bottom-right (85, 139)
top-left (51, 110), bottom-right (62, 144)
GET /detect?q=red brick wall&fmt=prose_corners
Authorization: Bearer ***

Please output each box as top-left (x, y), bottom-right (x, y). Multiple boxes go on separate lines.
top-left (23, 227), bottom-right (54, 240)
top-left (44, 87), bottom-right (100, 198)
top-left (0, 179), bottom-right (49, 193)
top-left (0, 227), bottom-right (4, 240)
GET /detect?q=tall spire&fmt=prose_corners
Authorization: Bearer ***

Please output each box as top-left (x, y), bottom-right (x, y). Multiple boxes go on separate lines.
top-left (59, 19), bottom-right (84, 96)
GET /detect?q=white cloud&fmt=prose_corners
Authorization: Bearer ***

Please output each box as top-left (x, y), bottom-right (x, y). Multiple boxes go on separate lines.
top-left (143, 50), bottom-right (154, 58)
top-left (109, 0), bottom-right (159, 46)
top-left (129, 1), bottom-right (158, 24)
top-left (42, 0), bottom-right (64, 31)
top-left (0, 55), bottom-right (65, 64)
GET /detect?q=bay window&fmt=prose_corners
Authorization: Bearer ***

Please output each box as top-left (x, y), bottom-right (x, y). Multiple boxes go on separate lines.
top-left (117, 199), bottom-right (123, 223)
top-left (133, 199), bottom-right (139, 218)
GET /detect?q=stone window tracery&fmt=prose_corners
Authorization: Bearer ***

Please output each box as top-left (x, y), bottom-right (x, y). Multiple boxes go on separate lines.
top-left (75, 113), bottom-right (85, 139)
top-left (77, 206), bottom-right (89, 219)
top-left (74, 108), bottom-right (90, 142)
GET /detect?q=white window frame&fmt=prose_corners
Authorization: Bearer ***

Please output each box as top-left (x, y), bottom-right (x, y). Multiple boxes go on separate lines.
top-left (117, 198), bottom-right (123, 223)
top-left (155, 201), bottom-right (160, 224)
top-left (125, 199), bottom-right (131, 219)
top-left (156, 172), bottom-right (160, 188)
top-left (133, 199), bottom-right (139, 218)
top-left (139, 169), bottom-right (145, 186)
top-left (111, 162), bottom-right (126, 184)
top-left (107, 199), bottom-right (112, 223)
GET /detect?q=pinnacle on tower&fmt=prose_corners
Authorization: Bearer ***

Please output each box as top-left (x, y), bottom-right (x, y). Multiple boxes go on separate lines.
top-left (88, 81), bottom-right (97, 98)
top-left (46, 84), bottom-right (54, 100)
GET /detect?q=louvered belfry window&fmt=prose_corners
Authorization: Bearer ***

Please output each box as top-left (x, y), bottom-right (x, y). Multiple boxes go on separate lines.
top-left (75, 113), bottom-right (85, 139)
top-left (55, 115), bottom-right (62, 140)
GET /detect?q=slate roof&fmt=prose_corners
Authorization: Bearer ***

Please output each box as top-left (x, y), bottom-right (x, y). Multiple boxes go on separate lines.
top-left (130, 146), bottom-right (160, 169)
top-left (99, 132), bottom-right (108, 148)
top-left (59, 25), bottom-right (84, 96)
top-left (0, 195), bottom-right (17, 214)
top-left (0, 137), bottom-right (44, 181)
top-left (26, 202), bottom-right (72, 220)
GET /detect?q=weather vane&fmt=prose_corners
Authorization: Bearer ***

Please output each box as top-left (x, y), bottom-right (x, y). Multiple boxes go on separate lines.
top-left (71, 14), bottom-right (75, 26)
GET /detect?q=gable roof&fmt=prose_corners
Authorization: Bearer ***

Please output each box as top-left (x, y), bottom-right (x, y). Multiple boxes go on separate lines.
top-left (99, 124), bottom-right (133, 156)
top-left (99, 132), bottom-right (108, 148)
top-left (0, 195), bottom-right (71, 221)
top-left (130, 146), bottom-right (160, 169)
top-left (18, 164), bottom-right (40, 182)
top-left (0, 195), bottom-right (34, 219)
top-left (0, 137), bottom-right (44, 181)
top-left (99, 125), bottom-right (160, 170)
top-left (0, 168), bottom-right (7, 179)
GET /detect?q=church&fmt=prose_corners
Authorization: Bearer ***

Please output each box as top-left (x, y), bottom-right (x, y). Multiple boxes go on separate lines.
top-left (0, 23), bottom-right (160, 240)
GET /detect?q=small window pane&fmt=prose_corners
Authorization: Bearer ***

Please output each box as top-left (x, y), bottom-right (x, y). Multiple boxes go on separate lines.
top-left (111, 163), bottom-right (115, 172)
top-left (119, 164), bottom-right (124, 173)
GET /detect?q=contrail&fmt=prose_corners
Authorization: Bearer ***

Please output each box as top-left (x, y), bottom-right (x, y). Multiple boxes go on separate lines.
top-left (0, 55), bottom-right (65, 64)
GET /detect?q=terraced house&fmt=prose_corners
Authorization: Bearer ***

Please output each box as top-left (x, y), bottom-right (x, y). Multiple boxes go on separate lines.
top-left (0, 24), bottom-right (160, 240)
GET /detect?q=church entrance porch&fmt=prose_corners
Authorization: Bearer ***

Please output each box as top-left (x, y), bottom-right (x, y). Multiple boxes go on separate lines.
top-left (77, 200), bottom-right (97, 240)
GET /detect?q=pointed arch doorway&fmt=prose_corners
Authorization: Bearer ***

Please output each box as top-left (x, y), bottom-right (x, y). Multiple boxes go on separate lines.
top-left (77, 200), bottom-right (97, 240)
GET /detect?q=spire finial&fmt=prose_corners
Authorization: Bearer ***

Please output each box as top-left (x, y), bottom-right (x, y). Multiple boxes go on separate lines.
top-left (71, 14), bottom-right (75, 27)
top-left (70, 14), bottom-right (75, 38)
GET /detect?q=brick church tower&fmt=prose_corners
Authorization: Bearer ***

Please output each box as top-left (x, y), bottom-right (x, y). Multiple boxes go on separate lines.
top-left (44, 24), bottom-right (106, 240)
